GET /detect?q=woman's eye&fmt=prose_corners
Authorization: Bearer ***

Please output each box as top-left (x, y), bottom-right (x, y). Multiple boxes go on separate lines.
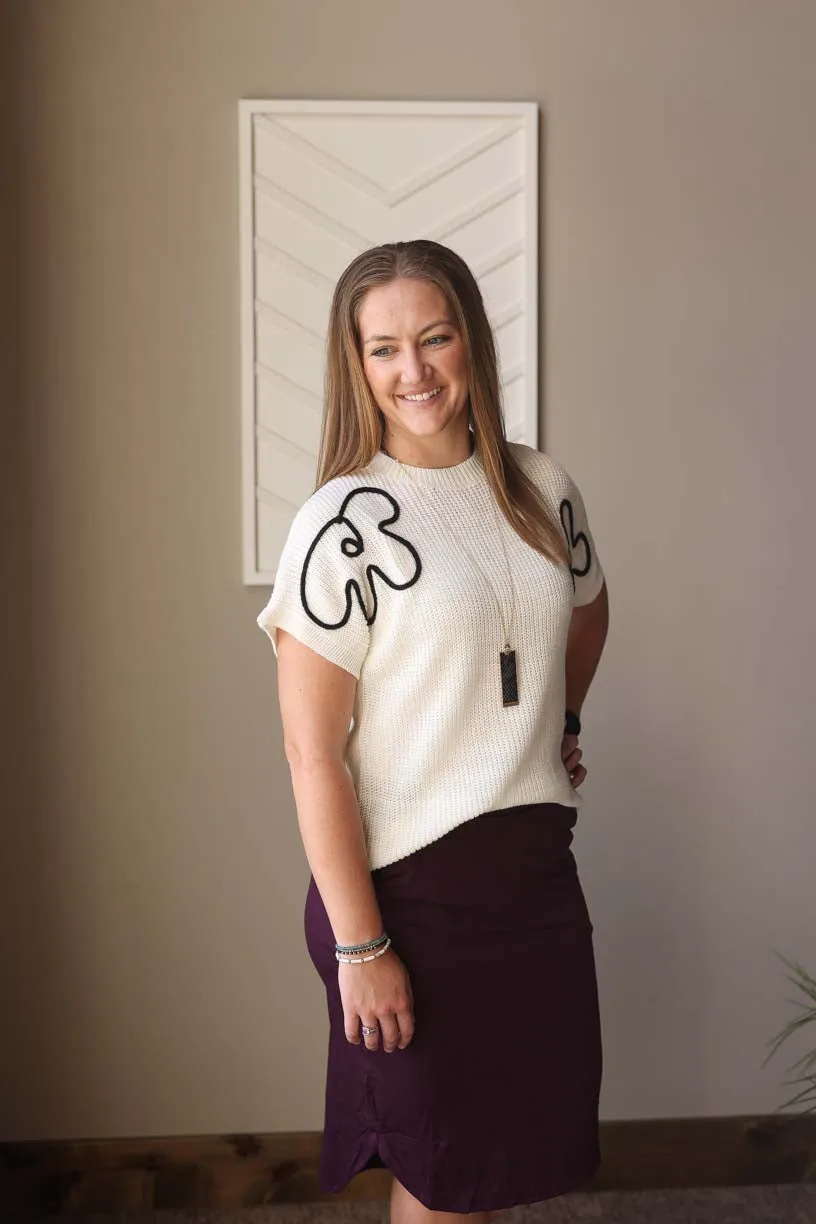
top-left (370, 335), bottom-right (450, 358)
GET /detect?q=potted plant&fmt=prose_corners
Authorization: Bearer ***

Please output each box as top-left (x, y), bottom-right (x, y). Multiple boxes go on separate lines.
top-left (764, 955), bottom-right (816, 1113)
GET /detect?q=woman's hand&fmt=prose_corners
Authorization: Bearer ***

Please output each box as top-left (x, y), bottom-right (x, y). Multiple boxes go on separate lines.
top-left (339, 949), bottom-right (415, 1054)
top-left (562, 732), bottom-right (587, 789)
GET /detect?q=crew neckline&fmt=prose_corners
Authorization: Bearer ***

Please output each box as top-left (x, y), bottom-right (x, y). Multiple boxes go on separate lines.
top-left (366, 446), bottom-right (484, 490)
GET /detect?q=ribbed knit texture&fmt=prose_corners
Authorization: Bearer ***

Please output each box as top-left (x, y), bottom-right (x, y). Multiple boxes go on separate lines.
top-left (257, 441), bottom-right (604, 870)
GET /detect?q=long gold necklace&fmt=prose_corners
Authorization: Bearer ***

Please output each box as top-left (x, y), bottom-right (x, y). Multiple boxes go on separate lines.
top-left (381, 443), bottom-right (520, 707)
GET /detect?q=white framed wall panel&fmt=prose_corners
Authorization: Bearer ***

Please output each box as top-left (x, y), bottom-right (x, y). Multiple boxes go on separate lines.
top-left (240, 99), bottom-right (539, 585)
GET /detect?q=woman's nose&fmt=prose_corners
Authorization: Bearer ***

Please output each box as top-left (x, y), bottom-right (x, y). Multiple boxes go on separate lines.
top-left (400, 346), bottom-right (430, 385)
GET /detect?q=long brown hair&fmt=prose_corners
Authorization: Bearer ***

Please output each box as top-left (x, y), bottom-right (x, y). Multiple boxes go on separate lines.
top-left (316, 239), bottom-right (569, 566)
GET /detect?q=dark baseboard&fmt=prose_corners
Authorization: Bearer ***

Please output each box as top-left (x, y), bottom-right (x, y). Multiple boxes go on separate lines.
top-left (1, 1116), bottom-right (815, 1217)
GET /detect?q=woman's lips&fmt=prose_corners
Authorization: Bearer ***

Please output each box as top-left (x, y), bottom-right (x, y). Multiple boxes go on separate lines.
top-left (397, 387), bottom-right (443, 405)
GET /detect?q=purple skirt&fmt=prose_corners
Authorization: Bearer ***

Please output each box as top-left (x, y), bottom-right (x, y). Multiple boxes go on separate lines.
top-left (304, 802), bottom-right (602, 1213)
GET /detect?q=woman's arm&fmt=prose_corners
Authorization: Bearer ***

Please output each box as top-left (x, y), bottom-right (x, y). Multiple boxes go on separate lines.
top-left (275, 627), bottom-right (414, 1054)
top-left (561, 581), bottom-right (609, 789)
top-left (276, 628), bottom-right (383, 947)
top-left (565, 579), bottom-right (610, 718)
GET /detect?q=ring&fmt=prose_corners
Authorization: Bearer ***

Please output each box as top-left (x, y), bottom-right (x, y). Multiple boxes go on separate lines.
top-left (361, 1024), bottom-right (378, 1036)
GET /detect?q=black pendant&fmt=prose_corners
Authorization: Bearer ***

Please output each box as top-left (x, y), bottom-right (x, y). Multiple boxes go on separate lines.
top-left (500, 648), bottom-right (519, 707)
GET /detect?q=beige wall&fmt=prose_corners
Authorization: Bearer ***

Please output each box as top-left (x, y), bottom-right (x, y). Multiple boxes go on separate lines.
top-left (4, 0), bottom-right (815, 1141)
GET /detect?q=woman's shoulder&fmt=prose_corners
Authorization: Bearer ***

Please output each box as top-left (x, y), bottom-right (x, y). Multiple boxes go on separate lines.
top-left (506, 441), bottom-right (574, 497)
top-left (286, 467), bottom-right (397, 546)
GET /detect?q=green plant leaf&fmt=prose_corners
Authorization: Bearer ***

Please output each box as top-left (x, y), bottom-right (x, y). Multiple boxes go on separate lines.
top-left (765, 954), bottom-right (816, 1112)
top-left (777, 1075), bottom-right (816, 1114)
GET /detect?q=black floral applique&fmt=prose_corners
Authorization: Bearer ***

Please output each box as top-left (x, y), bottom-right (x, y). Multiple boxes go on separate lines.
top-left (300, 487), bottom-right (422, 629)
top-left (559, 498), bottom-right (592, 591)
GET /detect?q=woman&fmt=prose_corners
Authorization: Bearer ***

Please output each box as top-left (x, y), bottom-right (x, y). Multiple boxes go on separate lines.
top-left (257, 239), bottom-right (610, 1222)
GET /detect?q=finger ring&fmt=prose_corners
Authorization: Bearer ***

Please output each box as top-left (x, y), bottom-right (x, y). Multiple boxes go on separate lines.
top-left (361, 1024), bottom-right (378, 1036)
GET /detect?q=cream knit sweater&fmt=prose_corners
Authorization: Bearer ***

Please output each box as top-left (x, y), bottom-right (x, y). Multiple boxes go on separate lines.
top-left (257, 441), bottom-right (604, 870)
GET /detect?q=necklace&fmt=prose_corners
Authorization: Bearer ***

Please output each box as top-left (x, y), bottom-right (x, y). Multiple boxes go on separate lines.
top-left (456, 495), bottom-right (520, 707)
top-left (380, 444), bottom-right (520, 707)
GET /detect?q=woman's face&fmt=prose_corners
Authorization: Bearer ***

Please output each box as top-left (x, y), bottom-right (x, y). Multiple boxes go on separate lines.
top-left (358, 278), bottom-right (470, 450)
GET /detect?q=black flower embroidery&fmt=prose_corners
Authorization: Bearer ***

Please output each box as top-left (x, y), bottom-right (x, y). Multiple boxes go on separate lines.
top-left (300, 487), bottom-right (422, 629)
top-left (559, 498), bottom-right (592, 591)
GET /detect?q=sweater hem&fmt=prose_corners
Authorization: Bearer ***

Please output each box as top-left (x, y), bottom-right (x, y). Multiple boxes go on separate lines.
top-left (367, 790), bottom-right (581, 872)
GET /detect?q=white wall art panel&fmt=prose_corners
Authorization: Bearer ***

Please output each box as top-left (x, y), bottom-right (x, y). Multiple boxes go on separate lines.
top-left (240, 99), bottom-right (540, 584)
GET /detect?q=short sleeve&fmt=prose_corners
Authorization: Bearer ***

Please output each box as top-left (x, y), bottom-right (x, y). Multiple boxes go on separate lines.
top-left (256, 493), bottom-right (372, 679)
top-left (558, 474), bottom-right (605, 608)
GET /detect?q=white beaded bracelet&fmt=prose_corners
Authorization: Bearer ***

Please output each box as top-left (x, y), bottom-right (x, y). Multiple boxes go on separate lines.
top-left (336, 938), bottom-right (392, 965)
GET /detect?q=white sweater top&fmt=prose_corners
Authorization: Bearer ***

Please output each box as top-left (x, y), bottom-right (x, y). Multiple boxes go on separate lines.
top-left (257, 441), bottom-right (604, 870)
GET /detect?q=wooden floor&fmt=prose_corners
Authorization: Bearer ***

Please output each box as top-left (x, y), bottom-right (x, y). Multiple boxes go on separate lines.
top-left (1, 1115), bottom-right (815, 1218)
top-left (15, 1185), bottom-right (816, 1224)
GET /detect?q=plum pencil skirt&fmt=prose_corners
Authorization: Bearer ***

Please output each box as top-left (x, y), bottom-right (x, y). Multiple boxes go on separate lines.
top-left (304, 801), bottom-right (603, 1213)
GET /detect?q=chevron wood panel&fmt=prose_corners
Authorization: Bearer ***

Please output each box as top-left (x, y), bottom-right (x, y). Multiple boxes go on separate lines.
top-left (240, 100), bottom-right (539, 584)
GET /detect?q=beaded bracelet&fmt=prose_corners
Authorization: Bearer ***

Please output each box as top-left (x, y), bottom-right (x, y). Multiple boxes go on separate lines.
top-left (335, 932), bottom-right (389, 956)
top-left (336, 938), bottom-right (392, 965)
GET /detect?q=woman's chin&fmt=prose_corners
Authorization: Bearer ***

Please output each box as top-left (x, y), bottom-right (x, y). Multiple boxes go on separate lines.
top-left (392, 407), bottom-right (468, 440)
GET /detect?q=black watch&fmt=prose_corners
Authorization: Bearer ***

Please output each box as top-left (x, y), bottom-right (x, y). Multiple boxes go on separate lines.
top-left (564, 709), bottom-right (581, 737)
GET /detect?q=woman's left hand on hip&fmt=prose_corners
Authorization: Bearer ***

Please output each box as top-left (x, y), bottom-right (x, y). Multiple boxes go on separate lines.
top-left (562, 733), bottom-right (586, 789)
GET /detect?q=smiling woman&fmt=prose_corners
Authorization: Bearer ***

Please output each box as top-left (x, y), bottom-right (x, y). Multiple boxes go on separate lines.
top-left (257, 239), bottom-right (609, 1222)
top-left (358, 281), bottom-right (471, 468)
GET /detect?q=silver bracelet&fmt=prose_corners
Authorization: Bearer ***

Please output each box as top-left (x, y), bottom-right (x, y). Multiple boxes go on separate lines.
top-left (336, 938), bottom-right (392, 965)
top-left (335, 932), bottom-right (389, 955)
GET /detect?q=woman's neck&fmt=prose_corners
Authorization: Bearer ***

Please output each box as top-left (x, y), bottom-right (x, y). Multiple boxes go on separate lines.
top-left (380, 429), bottom-right (475, 470)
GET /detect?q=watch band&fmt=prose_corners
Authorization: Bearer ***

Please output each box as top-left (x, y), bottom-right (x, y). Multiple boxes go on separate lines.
top-left (564, 708), bottom-right (581, 737)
